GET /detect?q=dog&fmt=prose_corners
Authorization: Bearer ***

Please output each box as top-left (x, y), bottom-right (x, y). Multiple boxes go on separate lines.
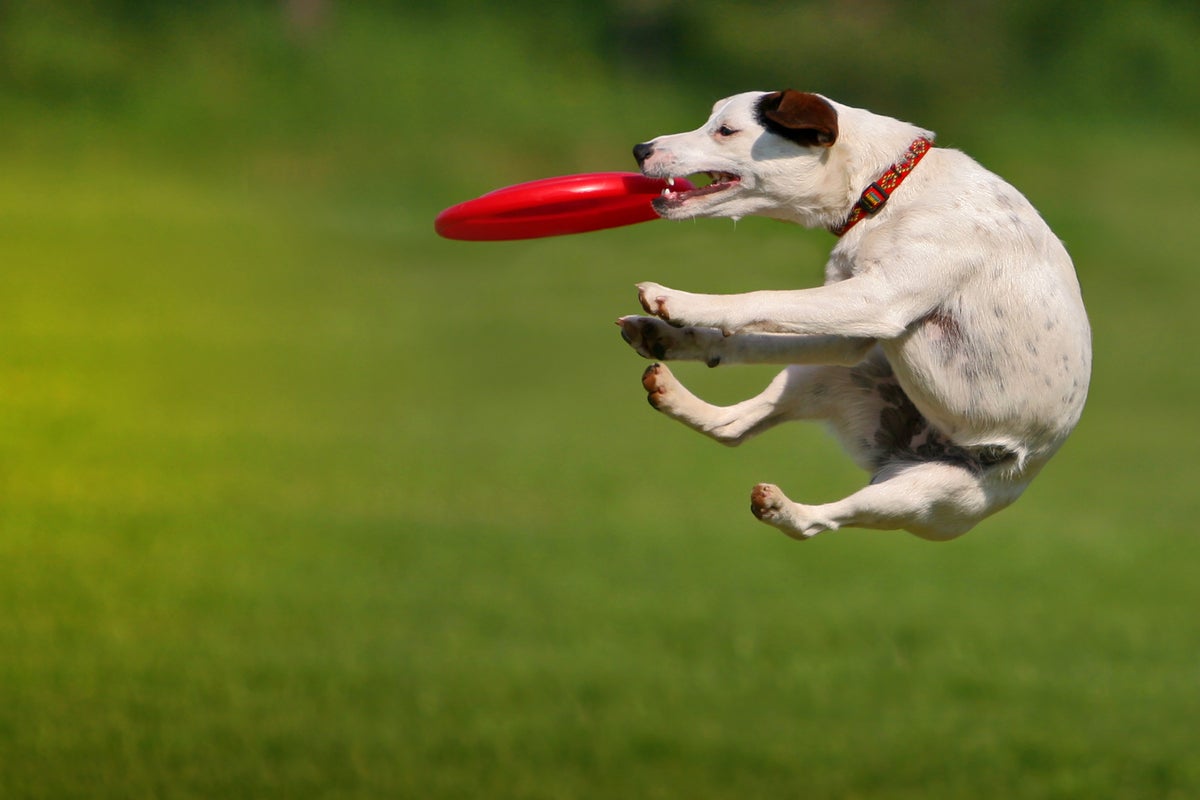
top-left (618, 90), bottom-right (1091, 541)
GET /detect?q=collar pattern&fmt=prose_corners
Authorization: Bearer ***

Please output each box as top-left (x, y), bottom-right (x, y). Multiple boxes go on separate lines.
top-left (832, 137), bottom-right (934, 236)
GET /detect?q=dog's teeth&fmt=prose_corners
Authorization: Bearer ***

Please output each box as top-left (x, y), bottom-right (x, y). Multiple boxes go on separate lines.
top-left (661, 188), bottom-right (670, 197)
top-left (667, 177), bottom-right (675, 187)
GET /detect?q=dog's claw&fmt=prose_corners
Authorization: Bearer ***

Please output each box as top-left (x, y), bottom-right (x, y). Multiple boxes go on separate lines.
top-left (636, 286), bottom-right (653, 315)
top-left (616, 318), bottom-right (633, 344)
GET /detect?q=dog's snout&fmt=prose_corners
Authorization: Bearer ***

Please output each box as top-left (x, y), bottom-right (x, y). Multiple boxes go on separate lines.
top-left (633, 142), bottom-right (655, 167)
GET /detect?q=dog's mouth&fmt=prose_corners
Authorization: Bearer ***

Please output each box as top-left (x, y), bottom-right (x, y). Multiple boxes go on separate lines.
top-left (654, 171), bottom-right (742, 212)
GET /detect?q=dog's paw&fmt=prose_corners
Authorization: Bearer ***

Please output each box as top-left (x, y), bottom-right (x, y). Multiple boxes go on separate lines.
top-left (641, 362), bottom-right (678, 411)
top-left (619, 316), bottom-right (671, 359)
top-left (635, 282), bottom-right (676, 322)
top-left (750, 483), bottom-right (823, 540)
top-left (635, 282), bottom-right (736, 334)
top-left (750, 483), bottom-right (787, 521)
top-left (642, 362), bottom-right (708, 418)
top-left (617, 316), bottom-right (723, 365)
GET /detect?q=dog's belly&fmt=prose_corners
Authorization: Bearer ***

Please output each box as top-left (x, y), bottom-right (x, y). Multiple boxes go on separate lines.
top-left (883, 296), bottom-right (1090, 457)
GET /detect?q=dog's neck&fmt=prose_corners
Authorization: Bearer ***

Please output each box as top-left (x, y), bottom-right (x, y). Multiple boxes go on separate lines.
top-left (831, 137), bottom-right (935, 237)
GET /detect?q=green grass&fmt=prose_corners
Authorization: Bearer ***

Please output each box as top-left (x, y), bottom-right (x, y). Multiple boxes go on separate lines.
top-left (1, 8), bottom-right (1199, 799)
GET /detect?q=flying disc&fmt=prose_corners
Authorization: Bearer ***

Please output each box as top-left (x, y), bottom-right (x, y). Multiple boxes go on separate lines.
top-left (434, 172), bottom-right (694, 241)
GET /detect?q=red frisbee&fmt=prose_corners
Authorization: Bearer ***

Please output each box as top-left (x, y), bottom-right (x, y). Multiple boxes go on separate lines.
top-left (434, 172), bottom-right (694, 241)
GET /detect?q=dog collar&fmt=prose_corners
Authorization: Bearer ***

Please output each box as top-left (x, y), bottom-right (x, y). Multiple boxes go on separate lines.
top-left (832, 137), bottom-right (934, 236)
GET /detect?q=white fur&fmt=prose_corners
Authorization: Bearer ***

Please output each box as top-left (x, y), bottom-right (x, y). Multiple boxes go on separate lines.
top-left (620, 91), bottom-right (1091, 541)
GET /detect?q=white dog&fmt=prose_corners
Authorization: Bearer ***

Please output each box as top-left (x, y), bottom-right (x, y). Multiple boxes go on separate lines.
top-left (619, 90), bottom-right (1090, 541)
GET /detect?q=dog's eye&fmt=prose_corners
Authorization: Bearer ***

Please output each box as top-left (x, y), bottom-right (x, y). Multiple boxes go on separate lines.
top-left (716, 125), bottom-right (738, 137)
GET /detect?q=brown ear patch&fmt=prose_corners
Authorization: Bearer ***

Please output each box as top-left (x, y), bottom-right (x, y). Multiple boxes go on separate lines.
top-left (756, 90), bottom-right (838, 147)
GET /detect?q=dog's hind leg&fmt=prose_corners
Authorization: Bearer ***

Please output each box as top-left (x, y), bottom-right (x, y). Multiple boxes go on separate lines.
top-left (641, 362), bottom-right (848, 446)
top-left (750, 460), bottom-right (1004, 541)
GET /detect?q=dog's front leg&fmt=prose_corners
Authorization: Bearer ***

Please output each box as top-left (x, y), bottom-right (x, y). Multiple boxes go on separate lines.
top-left (639, 362), bottom-right (848, 447)
top-left (617, 315), bottom-right (875, 367)
top-left (636, 278), bottom-right (923, 339)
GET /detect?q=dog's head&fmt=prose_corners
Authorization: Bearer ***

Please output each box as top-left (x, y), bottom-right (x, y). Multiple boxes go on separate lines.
top-left (633, 90), bottom-right (846, 226)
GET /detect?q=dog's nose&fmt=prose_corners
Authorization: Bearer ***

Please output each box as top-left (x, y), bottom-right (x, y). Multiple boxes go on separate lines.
top-left (633, 142), bottom-right (655, 167)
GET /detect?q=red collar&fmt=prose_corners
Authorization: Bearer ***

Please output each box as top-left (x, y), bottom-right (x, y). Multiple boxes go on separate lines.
top-left (832, 137), bottom-right (934, 236)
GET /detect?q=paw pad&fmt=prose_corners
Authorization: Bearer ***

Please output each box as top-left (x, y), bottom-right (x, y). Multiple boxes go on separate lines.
top-left (750, 483), bottom-right (782, 520)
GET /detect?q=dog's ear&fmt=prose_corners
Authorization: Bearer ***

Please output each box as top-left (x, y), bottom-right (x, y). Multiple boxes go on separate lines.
top-left (756, 90), bottom-right (838, 147)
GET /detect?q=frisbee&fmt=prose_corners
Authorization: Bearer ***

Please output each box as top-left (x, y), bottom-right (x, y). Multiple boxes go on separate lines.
top-left (434, 172), bottom-right (695, 241)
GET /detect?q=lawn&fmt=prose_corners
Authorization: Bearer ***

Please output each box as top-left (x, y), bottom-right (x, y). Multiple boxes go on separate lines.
top-left (1, 7), bottom-right (1198, 799)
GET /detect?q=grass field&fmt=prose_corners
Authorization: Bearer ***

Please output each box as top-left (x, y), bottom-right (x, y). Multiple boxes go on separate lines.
top-left (2, 8), bottom-right (1199, 799)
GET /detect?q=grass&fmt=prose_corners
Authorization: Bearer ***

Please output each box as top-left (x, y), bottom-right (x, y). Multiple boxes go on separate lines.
top-left (1, 7), bottom-right (1199, 798)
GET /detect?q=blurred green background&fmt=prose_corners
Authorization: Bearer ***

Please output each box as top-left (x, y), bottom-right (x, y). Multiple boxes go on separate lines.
top-left (1, 1), bottom-right (1198, 797)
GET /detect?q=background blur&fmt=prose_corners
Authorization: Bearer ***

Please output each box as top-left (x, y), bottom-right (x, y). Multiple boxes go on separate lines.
top-left (2, 1), bottom-right (1198, 797)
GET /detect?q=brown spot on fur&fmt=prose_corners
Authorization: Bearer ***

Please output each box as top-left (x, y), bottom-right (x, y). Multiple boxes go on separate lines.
top-left (923, 307), bottom-right (962, 344)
